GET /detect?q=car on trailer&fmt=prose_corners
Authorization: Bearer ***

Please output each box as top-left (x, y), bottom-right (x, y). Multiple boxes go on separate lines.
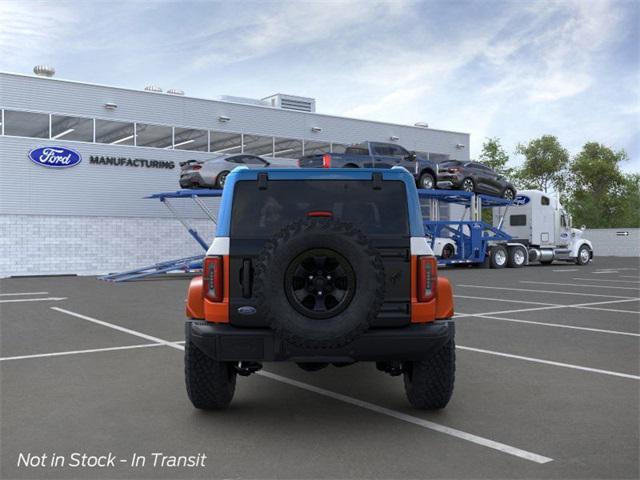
top-left (437, 160), bottom-right (517, 200)
top-left (184, 166), bottom-right (456, 410)
top-left (179, 154), bottom-right (295, 189)
top-left (298, 141), bottom-right (440, 190)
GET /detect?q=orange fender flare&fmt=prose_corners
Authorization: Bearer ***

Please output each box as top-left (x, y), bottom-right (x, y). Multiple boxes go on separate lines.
top-left (436, 276), bottom-right (454, 319)
top-left (186, 276), bottom-right (204, 319)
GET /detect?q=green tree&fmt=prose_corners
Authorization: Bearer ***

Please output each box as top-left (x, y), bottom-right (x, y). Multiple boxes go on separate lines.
top-left (515, 135), bottom-right (569, 193)
top-left (479, 137), bottom-right (513, 176)
top-left (565, 142), bottom-right (638, 228)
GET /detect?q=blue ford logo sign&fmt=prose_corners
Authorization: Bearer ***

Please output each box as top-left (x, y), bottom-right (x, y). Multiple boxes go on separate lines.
top-left (28, 146), bottom-right (82, 168)
top-left (513, 195), bottom-right (530, 206)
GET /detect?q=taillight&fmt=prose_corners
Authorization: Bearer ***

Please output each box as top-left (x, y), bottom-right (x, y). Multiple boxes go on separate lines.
top-left (448, 167), bottom-right (459, 173)
top-left (307, 211), bottom-right (333, 217)
top-left (203, 256), bottom-right (223, 302)
top-left (322, 153), bottom-right (332, 168)
top-left (192, 165), bottom-right (202, 170)
top-left (417, 256), bottom-right (437, 302)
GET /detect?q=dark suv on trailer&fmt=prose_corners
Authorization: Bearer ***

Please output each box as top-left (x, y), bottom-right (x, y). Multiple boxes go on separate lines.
top-left (437, 160), bottom-right (516, 199)
top-left (183, 166), bottom-right (455, 410)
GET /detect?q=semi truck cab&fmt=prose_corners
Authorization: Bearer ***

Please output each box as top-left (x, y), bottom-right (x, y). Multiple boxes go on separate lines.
top-left (494, 190), bottom-right (593, 265)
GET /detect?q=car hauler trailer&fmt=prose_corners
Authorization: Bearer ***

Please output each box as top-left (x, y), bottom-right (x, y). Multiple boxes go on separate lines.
top-left (419, 188), bottom-right (594, 267)
top-left (419, 189), bottom-right (527, 268)
top-left (493, 190), bottom-right (593, 266)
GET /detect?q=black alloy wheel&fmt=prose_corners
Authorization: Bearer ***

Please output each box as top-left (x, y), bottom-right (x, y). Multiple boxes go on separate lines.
top-left (462, 178), bottom-right (475, 192)
top-left (285, 249), bottom-right (356, 320)
top-left (503, 188), bottom-right (515, 201)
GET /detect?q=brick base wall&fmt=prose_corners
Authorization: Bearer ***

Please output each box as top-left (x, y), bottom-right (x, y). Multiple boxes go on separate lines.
top-left (0, 215), bottom-right (216, 278)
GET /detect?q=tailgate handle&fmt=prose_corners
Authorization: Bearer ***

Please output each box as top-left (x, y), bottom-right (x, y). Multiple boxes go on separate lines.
top-left (241, 259), bottom-right (252, 298)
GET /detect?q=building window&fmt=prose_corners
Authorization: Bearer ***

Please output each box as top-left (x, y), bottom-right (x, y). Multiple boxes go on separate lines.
top-left (173, 127), bottom-right (208, 151)
top-left (331, 143), bottom-right (348, 154)
top-left (273, 137), bottom-right (303, 159)
top-left (95, 119), bottom-right (135, 145)
top-left (243, 134), bottom-right (274, 156)
top-left (135, 123), bottom-right (173, 148)
top-left (50, 114), bottom-right (93, 142)
top-left (210, 131), bottom-right (243, 154)
top-left (303, 140), bottom-right (331, 156)
top-left (3, 110), bottom-right (49, 138)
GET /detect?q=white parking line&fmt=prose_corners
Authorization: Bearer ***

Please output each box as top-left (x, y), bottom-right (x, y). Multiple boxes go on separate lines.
top-left (0, 291), bottom-right (49, 296)
top-left (454, 298), bottom-right (640, 318)
top-left (258, 370), bottom-right (553, 464)
top-left (0, 297), bottom-right (67, 303)
top-left (552, 269), bottom-right (579, 272)
top-left (0, 343), bottom-right (164, 361)
top-left (593, 271), bottom-right (620, 274)
top-left (51, 307), bottom-right (184, 350)
top-left (521, 281), bottom-right (640, 291)
top-left (620, 275), bottom-right (640, 279)
top-left (50, 307), bottom-right (553, 464)
top-left (456, 284), bottom-right (636, 299)
top-left (457, 346), bottom-right (640, 380)
top-left (0, 341), bottom-right (187, 362)
top-left (573, 278), bottom-right (640, 284)
top-left (455, 312), bottom-right (639, 337)
top-left (455, 295), bottom-right (555, 306)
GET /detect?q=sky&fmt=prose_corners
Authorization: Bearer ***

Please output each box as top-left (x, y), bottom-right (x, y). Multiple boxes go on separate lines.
top-left (1, 0), bottom-right (638, 172)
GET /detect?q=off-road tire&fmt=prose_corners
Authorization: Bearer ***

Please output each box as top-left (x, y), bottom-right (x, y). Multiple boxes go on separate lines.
top-left (254, 218), bottom-right (385, 349)
top-left (185, 340), bottom-right (237, 409)
top-left (490, 245), bottom-right (508, 269)
top-left (419, 172), bottom-right (435, 190)
top-left (507, 245), bottom-right (526, 268)
top-left (403, 336), bottom-right (455, 409)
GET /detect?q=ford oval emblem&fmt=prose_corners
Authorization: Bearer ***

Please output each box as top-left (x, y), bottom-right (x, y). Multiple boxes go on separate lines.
top-left (237, 306), bottom-right (256, 315)
top-left (513, 195), bottom-right (530, 206)
top-left (28, 146), bottom-right (82, 168)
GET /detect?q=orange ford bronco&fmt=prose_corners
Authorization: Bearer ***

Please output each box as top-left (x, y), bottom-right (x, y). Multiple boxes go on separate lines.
top-left (185, 167), bottom-right (455, 409)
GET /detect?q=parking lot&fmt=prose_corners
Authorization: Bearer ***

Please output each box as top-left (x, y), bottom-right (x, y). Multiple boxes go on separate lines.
top-left (1, 256), bottom-right (638, 479)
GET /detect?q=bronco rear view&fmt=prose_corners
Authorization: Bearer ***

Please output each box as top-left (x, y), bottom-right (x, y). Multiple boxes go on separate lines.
top-left (184, 167), bottom-right (455, 410)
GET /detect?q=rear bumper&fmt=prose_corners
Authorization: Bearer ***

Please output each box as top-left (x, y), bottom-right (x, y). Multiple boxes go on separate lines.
top-left (186, 320), bottom-right (454, 363)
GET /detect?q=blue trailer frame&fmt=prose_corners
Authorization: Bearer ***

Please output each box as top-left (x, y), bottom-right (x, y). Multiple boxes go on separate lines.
top-left (418, 189), bottom-right (513, 266)
top-left (99, 189), bottom-right (222, 282)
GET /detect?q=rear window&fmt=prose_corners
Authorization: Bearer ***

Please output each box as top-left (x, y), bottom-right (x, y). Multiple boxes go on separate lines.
top-left (230, 180), bottom-right (409, 237)
top-left (344, 147), bottom-right (369, 156)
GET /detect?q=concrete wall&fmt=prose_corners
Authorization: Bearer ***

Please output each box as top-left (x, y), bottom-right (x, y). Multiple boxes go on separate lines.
top-left (584, 228), bottom-right (640, 257)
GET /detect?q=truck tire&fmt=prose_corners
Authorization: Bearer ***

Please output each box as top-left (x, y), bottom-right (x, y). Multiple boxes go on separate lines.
top-left (576, 245), bottom-right (591, 265)
top-left (490, 245), bottom-right (508, 269)
top-left (254, 218), bottom-right (385, 349)
top-left (403, 336), bottom-right (455, 409)
top-left (418, 172), bottom-right (435, 190)
top-left (185, 340), bottom-right (237, 409)
top-left (507, 246), bottom-right (526, 268)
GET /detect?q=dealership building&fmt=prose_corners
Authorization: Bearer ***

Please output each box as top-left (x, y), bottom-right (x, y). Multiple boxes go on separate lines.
top-left (0, 69), bottom-right (470, 278)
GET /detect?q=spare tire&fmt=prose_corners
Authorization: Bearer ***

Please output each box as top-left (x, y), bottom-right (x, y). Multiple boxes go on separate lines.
top-left (254, 218), bottom-right (385, 349)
